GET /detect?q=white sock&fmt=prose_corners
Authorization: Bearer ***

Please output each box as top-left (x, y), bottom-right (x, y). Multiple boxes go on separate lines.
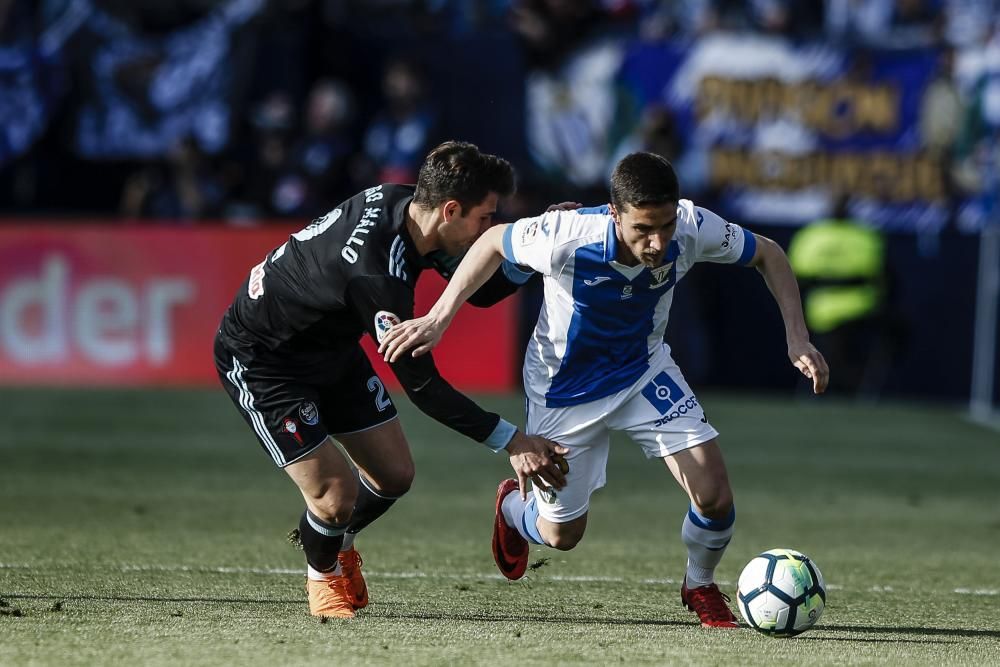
top-left (681, 507), bottom-right (735, 588)
top-left (502, 490), bottom-right (545, 544)
top-left (307, 563), bottom-right (342, 581)
top-left (501, 491), bottom-right (526, 535)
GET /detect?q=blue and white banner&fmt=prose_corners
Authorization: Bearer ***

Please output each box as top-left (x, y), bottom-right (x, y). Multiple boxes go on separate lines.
top-left (0, 0), bottom-right (87, 166)
top-left (74, 0), bottom-right (264, 158)
top-left (617, 34), bottom-right (959, 231)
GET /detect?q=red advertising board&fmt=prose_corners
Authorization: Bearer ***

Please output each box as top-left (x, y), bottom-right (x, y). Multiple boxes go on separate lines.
top-left (0, 225), bottom-right (517, 390)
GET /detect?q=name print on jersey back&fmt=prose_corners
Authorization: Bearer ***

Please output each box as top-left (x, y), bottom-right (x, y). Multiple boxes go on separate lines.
top-left (341, 186), bottom-right (386, 263)
top-left (342, 206), bottom-right (382, 264)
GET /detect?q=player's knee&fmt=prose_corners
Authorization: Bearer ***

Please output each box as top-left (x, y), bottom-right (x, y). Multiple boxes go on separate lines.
top-left (542, 519), bottom-right (587, 551)
top-left (367, 461), bottom-right (414, 498)
top-left (546, 532), bottom-right (583, 551)
top-left (692, 486), bottom-right (733, 520)
top-left (308, 477), bottom-right (359, 524)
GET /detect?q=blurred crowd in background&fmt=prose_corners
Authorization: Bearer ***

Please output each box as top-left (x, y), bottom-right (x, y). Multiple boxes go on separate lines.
top-left (2, 0), bottom-right (999, 404)
top-left (1, 0), bottom-right (999, 229)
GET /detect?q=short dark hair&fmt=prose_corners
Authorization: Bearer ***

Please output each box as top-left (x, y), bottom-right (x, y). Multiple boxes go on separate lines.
top-left (610, 152), bottom-right (679, 211)
top-left (413, 141), bottom-right (516, 214)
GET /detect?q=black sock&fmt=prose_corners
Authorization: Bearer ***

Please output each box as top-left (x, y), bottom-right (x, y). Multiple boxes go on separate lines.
top-left (347, 474), bottom-right (402, 535)
top-left (299, 510), bottom-right (347, 572)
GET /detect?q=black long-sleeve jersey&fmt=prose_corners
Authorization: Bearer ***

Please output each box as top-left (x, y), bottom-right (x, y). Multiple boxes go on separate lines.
top-left (218, 184), bottom-right (521, 444)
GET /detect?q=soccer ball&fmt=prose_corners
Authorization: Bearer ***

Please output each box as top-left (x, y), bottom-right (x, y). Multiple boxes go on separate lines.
top-left (736, 548), bottom-right (826, 637)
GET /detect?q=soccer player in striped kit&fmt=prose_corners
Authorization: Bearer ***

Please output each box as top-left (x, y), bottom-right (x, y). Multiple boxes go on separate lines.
top-left (380, 152), bottom-right (829, 627)
top-left (215, 142), bottom-right (568, 618)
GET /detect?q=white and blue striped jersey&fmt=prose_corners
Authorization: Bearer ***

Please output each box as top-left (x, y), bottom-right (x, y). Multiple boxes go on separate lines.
top-left (502, 200), bottom-right (757, 408)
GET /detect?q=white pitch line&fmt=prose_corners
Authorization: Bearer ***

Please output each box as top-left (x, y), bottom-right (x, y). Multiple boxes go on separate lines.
top-left (954, 588), bottom-right (999, 596)
top-left (2, 563), bottom-right (996, 596)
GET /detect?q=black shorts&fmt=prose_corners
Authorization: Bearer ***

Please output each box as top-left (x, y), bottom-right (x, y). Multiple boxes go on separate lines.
top-left (214, 335), bottom-right (398, 468)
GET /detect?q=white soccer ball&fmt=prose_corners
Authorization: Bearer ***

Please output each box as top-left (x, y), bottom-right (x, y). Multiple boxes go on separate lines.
top-left (737, 548), bottom-right (826, 637)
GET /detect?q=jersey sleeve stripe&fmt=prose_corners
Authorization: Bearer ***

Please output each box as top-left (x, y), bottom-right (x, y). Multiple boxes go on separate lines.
top-left (738, 229), bottom-right (757, 265)
top-left (502, 223), bottom-right (517, 263)
top-left (389, 236), bottom-right (401, 277)
top-left (502, 259), bottom-right (534, 284)
top-left (389, 236), bottom-right (408, 281)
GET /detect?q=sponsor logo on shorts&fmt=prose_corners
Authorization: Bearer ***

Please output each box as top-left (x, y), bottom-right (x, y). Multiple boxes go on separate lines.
top-left (374, 311), bottom-right (400, 343)
top-left (653, 396), bottom-right (701, 427)
top-left (641, 371), bottom-right (701, 426)
top-left (299, 401), bottom-right (319, 425)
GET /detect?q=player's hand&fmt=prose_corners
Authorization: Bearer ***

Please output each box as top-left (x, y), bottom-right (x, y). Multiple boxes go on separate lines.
top-left (788, 340), bottom-right (829, 394)
top-left (545, 201), bottom-right (582, 212)
top-left (504, 432), bottom-right (570, 500)
top-left (378, 314), bottom-right (446, 362)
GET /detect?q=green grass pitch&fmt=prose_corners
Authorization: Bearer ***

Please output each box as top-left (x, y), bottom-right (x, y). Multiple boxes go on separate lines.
top-left (2, 388), bottom-right (998, 665)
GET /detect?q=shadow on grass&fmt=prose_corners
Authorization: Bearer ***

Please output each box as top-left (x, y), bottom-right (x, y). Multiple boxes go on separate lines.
top-left (4, 593), bottom-right (689, 627)
top-left (376, 610), bottom-right (693, 628)
top-left (797, 636), bottom-right (956, 645)
top-left (815, 624), bottom-right (1000, 640)
top-left (4, 593), bottom-right (300, 606)
top-left (5, 594), bottom-right (1000, 641)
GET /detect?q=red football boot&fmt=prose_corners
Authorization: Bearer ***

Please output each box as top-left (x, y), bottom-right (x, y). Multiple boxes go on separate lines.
top-left (491, 479), bottom-right (529, 580)
top-left (681, 578), bottom-right (739, 628)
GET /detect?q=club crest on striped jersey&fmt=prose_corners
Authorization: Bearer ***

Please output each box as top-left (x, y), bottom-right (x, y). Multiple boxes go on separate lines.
top-left (374, 311), bottom-right (401, 343)
top-left (650, 262), bottom-right (674, 288)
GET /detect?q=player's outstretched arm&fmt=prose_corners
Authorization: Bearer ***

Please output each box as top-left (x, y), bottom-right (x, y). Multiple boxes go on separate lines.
top-left (748, 234), bottom-right (830, 394)
top-left (379, 224), bottom-right (510, 362)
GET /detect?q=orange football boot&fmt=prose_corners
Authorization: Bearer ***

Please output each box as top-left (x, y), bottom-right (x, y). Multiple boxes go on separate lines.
top-left (338, 547), bottom-right (369, 609)
top-left (306, 574), bottom-right (355, 619)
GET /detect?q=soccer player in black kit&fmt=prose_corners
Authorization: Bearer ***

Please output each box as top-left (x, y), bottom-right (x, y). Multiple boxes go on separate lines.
top-left (214, 141), bottom-right (569, 618)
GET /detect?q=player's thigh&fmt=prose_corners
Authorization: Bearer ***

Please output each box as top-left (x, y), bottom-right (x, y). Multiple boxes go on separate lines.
top-left (611, 359), bottom-right (718, 460)
top-left (316, 346), bottom-right (399, 436)
top-left (336, 418), bottom-right (414, 497)
top-left (315, 348), bottom-right (411, 495)
top-left (610, 360), bottom-right (731, 513)
top-left (215, 338), bottom-right (334, 468)
top-left (526, 398), bottom-right (611, 524)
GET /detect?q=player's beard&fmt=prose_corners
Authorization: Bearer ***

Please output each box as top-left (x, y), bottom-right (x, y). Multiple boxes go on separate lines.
top-left (642, 252), bottom-right (663, 267)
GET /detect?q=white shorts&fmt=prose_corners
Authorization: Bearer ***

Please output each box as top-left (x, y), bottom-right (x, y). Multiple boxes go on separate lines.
top-left (525, 355), bottom-right (718, 523)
